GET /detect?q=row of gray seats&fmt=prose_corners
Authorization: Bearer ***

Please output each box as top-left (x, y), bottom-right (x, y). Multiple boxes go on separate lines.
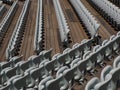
top-left (37, 31), bottom-right (120, 90)
top-left (0, 4), bottom-right (7, 17)
top-left (0, 38), bottom-right (94, 89)
top-left (34, 0), bottom-right (43, 54)
top-left (1, 38), bottom-right (92, 84)
top-left (0, 37), bottom-right (92, 86)
top-left (0, 56), bottom-right (22, 73)
top-left (0, 49), bottom-right (53, 90)
top-left (88, 0), bottom-right (120, 30)
top-left (2, 30), bottom-right (118, 89)
top-left (53, 0), bottom-right (70, 46)
top-left (86, 56), bottom-right (120, 90)
top-left (69, 0), bottom-right (100, 38)
top-left (6, 0), bottom-right (30, 60)
top-left (0, 1), bottom-right (18, 43)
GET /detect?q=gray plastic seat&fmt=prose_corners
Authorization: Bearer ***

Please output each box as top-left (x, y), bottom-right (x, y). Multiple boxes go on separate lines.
top-left (112, 35), bottom-right (120, 54)
top-left (38, 76), bottom-right (53, 90)
top-left (12, 74), bottom-right (28, 90)
top-left (15, 60), bottom-right (34, 75)
top-left (50, 59), bottom-right (61, 72)
top-left (56, 66), bottom-right (69, 77)
top-left (109, 67), bottom-right (120, 90)
top-left (74, 60), bottom-right (87, 84)
top-left (30, 65), bottom-right (49, 82)
top-left (57, 54), bottom-right (66, 66)
top-left (70, 58), bottom-right (81, 67)
top-left (83, 51), bottom-right (92, 59)
top-left (10, 56), bottom-right (22, 64)
top-left (102, 40), bottom-right (113, 60)
top-left (40, 48), bottom-right (53, 60)
top-left (81, 39), bottom-right (91, 54)
top-left (93, 45), bottom-right (105, 67)
top-left (63, 67), bottom-right (75, 88)
top-left (109, 35), bottom-right (119, 54)
top-left (70, 43), bottom-right (81, 59)
top-left (85, 77), bottom-right (99, 90)
top-left (100, 65), bottom-right (113, 81)
top-left (84, 53), bottom-right (96, 75)
top-left (46, 75), bottom-right (69, 90)
top-left (113, 56), bottom-right (120, 68)
top-left (94, 74), bottom-right (112, 90)
top-left (52, 53), bottom-right (61, 60)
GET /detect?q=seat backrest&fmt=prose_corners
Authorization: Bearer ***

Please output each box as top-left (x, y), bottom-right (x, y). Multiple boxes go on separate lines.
top-left (12, 74), bottom-right (28, 90)
top-left (57, 53), bottom-right (66, 66)
top-left (73, 63), bottom-right (85, 81)
top-left (102, 41), bottom-right (112, 58)
top-left (39, 59), bottom-right (49, 66)
top-left (110, 67), bottom-right (120, 85)
top-left (52, 53), bottom-right (61, 60)
top-left (69, 47), bottom-right (77, 59)
top-left (100, 65), bottom-right (112, 81)
top-left (94, 75), bottom-right (112, 90)
top-left (93, 45), bottom-right (100, 52)
top-left (39, 65), bottom-right (49, 79)
top-left (43, 48), bottom-right (53, 60)
top-left (6, 66), bottom-right (18, 78)
top-left (78, 59), bottom-right (87, 72)
top-left (113, 56), bottom-right (120, 68)
top-left (83, 51), bottom-right (92, 59)
top-left (49, 58), bottom-right (61, 71)
top-left (85, 77), bottom-right (99, 90)
top-left (32, 55), bottom-right (43, 65)
top-left (63, 67), bottom-right (74, 83)
top-left (112, 40), bottom-right (119, 51)
top-left (39, 76), bottom-right (53, 90)
top-left (20, 60), bottom-right (34, 71)
top-left (45, 60), bottom-right (54, 73)
top-left (102, 40), bottom-right (109, 46)
top-left (110, 35), bottom-right (116, 41)
top-left (46, 75), bottom-right (69, 90)
top-left (56, 66), bottom-right (68, 77)
top-left (1, 61), bottom-right (12, 70)
top-left (10, 55), bottom-right (22, 64)
top-left (30, 67), bottom-right (41, 81)
top-left (70, 58), bottom-right (81, 67)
